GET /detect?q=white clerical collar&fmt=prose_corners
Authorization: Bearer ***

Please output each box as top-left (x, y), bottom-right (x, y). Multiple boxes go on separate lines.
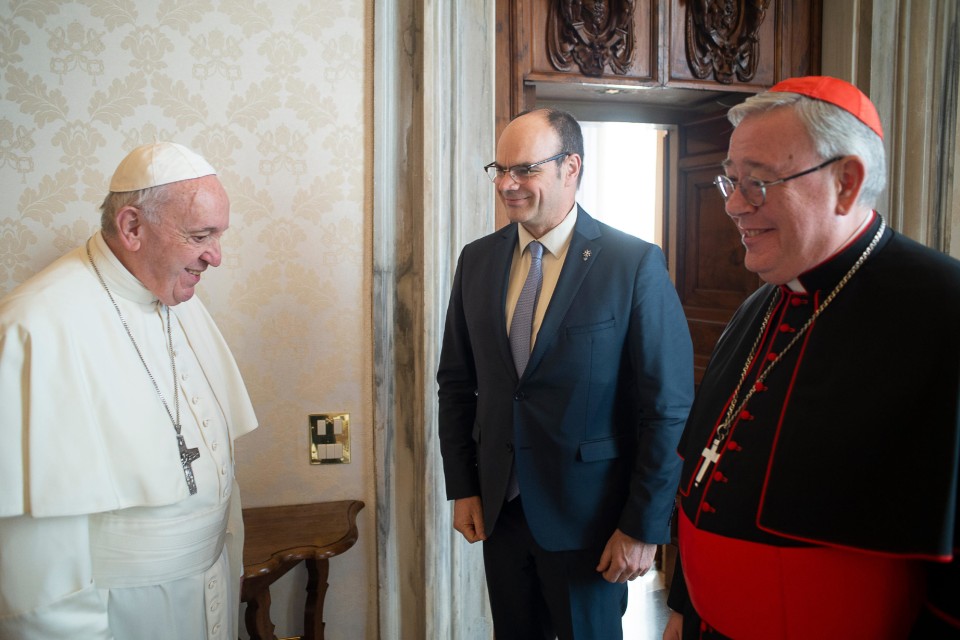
top-left (517, 204), bottom-right (578, 257)
top-left (90, 231), bottom-right (158, 305)
top-left (785, 278), bottom-right (806, 293)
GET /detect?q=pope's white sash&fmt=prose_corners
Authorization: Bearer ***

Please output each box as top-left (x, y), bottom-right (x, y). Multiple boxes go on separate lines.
top-left (89, 502), bottom-right (229, 588)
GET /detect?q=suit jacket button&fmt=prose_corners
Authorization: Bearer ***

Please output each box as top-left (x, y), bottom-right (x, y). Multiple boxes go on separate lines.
top-left (514, 392), bottom-right (525, 400)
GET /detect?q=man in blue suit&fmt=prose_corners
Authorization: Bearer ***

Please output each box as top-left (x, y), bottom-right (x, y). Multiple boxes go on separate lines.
top-left (437, 108), bottom-right (694, 639)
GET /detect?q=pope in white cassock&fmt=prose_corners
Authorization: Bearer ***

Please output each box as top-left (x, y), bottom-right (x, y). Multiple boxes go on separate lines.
top-left (0, 142), bottom-right (258, 639)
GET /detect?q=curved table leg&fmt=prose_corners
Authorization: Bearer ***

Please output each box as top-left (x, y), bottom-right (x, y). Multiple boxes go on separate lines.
top-left (244, 584), bottom-right (275, 640)
top-left (304, 557), bottom-right (330, 640)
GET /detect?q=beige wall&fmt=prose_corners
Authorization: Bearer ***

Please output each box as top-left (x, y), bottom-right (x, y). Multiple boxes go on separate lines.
top-left (1, 1), bottom-right (376, 638)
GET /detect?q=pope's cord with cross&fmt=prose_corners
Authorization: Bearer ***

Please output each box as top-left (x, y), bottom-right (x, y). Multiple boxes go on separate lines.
top-left (694, 438), bottom-right (723, 487)
top-left (178, 433), bottom-right (201, 495)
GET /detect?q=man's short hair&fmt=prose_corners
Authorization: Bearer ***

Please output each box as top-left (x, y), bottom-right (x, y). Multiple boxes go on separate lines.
top-left (515, 108), bottom-right (585, 187)
top-left (99, 183), bottom-right (175, 236)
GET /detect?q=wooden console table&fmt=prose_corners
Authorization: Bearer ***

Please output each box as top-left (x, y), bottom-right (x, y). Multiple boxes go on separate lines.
top-left (240, 500), bottom-right (364, 640)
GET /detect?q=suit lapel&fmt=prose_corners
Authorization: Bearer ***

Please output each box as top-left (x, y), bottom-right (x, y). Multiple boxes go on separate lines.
top-left (523, 207), bottom-right (602, 378)
top-left (492, 224), bottom-right (521, 379)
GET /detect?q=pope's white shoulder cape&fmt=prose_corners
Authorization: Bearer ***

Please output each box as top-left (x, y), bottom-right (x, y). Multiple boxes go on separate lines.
top-left (0, 233), bottom-right (257, 518)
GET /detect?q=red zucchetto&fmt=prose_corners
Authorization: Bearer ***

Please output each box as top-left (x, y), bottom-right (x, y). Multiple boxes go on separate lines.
top-left (769, 76), bottom-right (884, 140)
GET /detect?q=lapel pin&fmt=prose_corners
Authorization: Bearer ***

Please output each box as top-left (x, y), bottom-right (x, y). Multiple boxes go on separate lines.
top-left (582, 250), bottom-right (591, 261)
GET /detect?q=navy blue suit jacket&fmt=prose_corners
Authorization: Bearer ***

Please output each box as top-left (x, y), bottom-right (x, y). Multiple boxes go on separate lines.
top-left (438, 207), bottom-right (694, 551)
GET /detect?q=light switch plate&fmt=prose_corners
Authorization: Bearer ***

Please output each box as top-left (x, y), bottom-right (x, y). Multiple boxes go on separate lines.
top-left (309, 413), bottom-right (351, 464)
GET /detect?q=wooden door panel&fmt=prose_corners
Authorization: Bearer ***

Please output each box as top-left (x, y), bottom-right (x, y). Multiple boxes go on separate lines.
top-left (528, 0), bottom-right (658, 84)
top-left (681, 164), bottom-right (759, 307)
top-left (677, 132), bottom-right (761, 383)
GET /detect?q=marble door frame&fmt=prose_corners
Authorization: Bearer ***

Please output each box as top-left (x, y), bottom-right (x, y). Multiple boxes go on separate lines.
top-left (823, 0), bottom-right (960, 252)
top-left (373, 0), bottom-right (496, 637)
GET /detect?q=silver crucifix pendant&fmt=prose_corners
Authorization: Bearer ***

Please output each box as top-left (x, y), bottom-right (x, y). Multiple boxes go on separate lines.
top-left (694, 438), bottom-right (723, 487)
top-left (177, 433), bottom-right (200, 495)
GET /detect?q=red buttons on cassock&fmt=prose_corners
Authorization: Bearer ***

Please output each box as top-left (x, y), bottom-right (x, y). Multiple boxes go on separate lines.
top-left (754, 381), bottom-right (766, 392)
top-left (766, 352), bottom-right (777, 361)
top-left (791, 296), bottom-right (808, 306)
top-left (739, 410), bottom-right (753, 421)
top-left (702, 502), bottom-right (716, 513)
top-left (712, 471), bottom-right (728, 483)
top-left (727, 440), bottom-right (742, 451)
top-left (779, 323), bottom-right (796, 333)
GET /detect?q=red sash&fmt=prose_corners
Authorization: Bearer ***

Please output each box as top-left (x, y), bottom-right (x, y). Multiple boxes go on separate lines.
top-left (678, 510), bottom-right (925, 639)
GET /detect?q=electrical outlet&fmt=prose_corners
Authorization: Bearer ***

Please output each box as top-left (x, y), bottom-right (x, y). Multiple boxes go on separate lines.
top-left (309, 413), bottom-right (350, 464)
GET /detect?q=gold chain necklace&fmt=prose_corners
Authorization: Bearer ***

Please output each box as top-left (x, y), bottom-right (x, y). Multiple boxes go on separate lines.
top-left (694, 219), bottom-right (886, 487)
top-left (86, 239), bottom-right (200, 495)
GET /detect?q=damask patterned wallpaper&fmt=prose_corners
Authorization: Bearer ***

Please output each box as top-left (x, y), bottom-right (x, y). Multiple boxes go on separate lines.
top-left (1, 1), bottom-right (374, 637)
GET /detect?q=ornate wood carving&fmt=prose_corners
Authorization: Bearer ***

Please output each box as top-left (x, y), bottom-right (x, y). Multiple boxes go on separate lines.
top-left (547, 0), bottom-right (636, 77)
top-left (685, 0), bottom-right (771, 84)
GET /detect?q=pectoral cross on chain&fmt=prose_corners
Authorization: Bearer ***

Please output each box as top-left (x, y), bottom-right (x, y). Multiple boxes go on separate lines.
top-left (177, 433), bottom-right (200, 495)
top-left (694, 438), bottom-right (723, 487)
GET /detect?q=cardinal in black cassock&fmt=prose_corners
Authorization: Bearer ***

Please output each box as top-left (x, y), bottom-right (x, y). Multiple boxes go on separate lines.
top-left (666, 76), bottom-right (960, 640)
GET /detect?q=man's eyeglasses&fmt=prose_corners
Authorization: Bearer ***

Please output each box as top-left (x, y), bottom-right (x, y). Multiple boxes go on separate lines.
top-left (714, 156), bottom-right (842, 207)
top-left (484, 152), bottom-right (570, 184)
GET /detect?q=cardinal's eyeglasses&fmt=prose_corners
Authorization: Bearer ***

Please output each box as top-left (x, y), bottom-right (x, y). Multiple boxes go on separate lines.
top-left (714, 156), bottom-right (842, 207)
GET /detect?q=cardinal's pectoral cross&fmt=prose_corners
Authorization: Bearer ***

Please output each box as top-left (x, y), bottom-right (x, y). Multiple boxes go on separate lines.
top-left (693, 438), bottom-right (723, 487)
top-left (177, 433), bottom-right (200, 495)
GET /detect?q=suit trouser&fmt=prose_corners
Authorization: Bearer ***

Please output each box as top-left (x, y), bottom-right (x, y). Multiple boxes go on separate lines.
top-left (482, 497), bottom-right (627, 640)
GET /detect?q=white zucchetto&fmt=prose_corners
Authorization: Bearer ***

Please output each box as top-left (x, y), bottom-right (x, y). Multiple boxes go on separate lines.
top-left (109, 142), bottom-right (217, 193)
